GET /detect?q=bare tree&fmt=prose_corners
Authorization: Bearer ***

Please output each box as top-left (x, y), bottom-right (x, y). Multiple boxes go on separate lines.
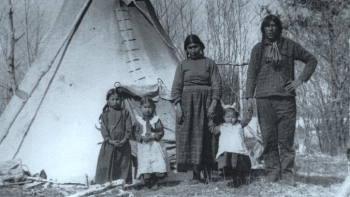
top-left (151, 0), bottom-right (203, 59)
top-left (205, 0), bottom-right (253, 109)
top-left (152, 0), bottom-right (254, 112)
top-left (2, 0), bottom-right (19, 98)
top-left (275, 0), bottom-right (350, 155)
top-left (21, 0), bottom-right (45, 67)
top-left (0, 0), bottom-right (44, 115)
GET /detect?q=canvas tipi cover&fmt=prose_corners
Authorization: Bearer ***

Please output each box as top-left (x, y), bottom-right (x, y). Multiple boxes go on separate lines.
top-left (0, 0), bottom-right (178, 183)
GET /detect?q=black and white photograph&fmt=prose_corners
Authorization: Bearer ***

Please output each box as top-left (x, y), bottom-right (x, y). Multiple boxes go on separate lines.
top-left (0, 0), bottom-right (349, 196)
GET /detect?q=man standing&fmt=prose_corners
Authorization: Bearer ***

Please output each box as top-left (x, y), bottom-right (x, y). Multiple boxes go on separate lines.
top-left (245, 15), bottom-right (317, 186)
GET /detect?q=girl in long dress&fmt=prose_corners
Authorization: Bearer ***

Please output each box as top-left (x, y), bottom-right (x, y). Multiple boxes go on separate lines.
top-left (95, 88), bottom-right (132, 184)
top-left (132, 97), bottom-right (169, 190)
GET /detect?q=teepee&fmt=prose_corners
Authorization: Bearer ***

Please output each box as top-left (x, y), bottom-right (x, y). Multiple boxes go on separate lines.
top-left (0, 0), bottom-right (178, 183)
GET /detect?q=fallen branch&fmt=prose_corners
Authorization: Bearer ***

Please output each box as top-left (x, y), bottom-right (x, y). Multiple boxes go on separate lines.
top-left (56, 184), bottom-right (88, 189)
top-left (122, 180), bottom-right (144, 189)
top-left (0, 181), bottom-right (33, 186)
top-left (23, 181), bottom-right (45, 189)
top-left (99, 188), bottom-right (131, 196)
top-left (26, 177), bottom-right (88, 189)
top-left (68, 179), bottom-right (124, 197)
top-left (26, 177), bottom-right (56, 183)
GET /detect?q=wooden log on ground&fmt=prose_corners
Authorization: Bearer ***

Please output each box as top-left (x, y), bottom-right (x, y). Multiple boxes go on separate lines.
top-left (122, 180), bottom-right (144, 189)
top-left (26, 177), bottom-right (56, 183)
top-left (0, 181), bottom-right (32, 186)
top-left (99, 188), bottom-right (131, 196)
top-left (53, 184), bottom-right (88, 189)
top-left (67, 179), bottom-right (125, 197)
top-left (23, 181), bottom-right (45, 189)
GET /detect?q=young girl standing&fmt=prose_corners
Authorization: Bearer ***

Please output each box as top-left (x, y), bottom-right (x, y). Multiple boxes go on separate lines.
top-left (95, 88), bottom-right (132, 184)
top-left (209, 107), bottom-right (251, 188)
top-left (132, 97), bottom-right (169, 190)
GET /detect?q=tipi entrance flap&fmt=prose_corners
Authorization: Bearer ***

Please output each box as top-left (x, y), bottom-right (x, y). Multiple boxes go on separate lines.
top-left (0, 0), bottom-right (178, 183)
top-left (112, 83), bottom-right (176, 167)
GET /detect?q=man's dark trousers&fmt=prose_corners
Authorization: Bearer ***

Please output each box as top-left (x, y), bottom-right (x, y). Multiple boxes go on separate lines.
top-left (257, 96), bottom-right (296, 182)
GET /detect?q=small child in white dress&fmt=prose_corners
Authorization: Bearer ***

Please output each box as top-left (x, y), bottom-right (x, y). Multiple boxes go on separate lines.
top-left (209, 107), bottom-right (251, 188)
top-left (132, 97), bottom-right (169, 190)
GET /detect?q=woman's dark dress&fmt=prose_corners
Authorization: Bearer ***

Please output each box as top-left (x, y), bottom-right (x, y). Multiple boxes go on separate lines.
top-left (95, 108), bottom-right (132, 184)
top-left (171, 55), bottom-right (222, 172)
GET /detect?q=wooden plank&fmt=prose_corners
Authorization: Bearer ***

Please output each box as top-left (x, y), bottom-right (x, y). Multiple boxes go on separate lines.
top-left (23, 181), bottom-right (45, 189)
top-left (68, 179), bottom-right (124, 197)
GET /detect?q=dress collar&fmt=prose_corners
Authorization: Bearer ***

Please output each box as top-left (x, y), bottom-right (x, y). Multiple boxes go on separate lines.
top-left (142, 115), bottom-right (154, 121)
top-left (189, 54), bottom-right (204, 60)
top-left (136, 115), bottom-right (159, 126)
top-left (222, 122), bottom-right (239, 127)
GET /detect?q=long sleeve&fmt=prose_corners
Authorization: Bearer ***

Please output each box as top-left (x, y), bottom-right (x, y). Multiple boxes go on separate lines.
top-left (124, 110), bottom-right (132, 139)
top-left (152, 120), bottom-right (164, 141)
top-left (171, 64), bottom-right (184, 104)
top-left (208, 119), bottom-right (220, 135)
top-left (294, 42), bottom-right (318, 82)
top-left (245, 43), bottom-right (261, 98)
top-left (210, 60), bottom-right (222, 100)
top-left (99, 114), bottom-right (110, 143)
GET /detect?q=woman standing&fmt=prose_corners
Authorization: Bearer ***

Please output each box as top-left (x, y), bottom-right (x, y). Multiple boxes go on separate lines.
top-left (171, 34), bottom-right (222, 184)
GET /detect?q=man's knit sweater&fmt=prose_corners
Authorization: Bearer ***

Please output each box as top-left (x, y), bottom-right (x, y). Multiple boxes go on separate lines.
top-left (245, 37), bottom-right (317, 98)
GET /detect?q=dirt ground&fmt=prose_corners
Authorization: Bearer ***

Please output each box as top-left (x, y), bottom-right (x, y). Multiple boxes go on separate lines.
top-left (0, 153), bottom-right (347, 197)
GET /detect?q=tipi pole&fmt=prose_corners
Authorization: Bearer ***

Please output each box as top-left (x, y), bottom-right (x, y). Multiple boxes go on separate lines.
top-left (0, 0), bottom-right (92, 145)
top-left (132, 0), bottom-right (175, 51)
top-left (12, 5), bottom-right (92, 158)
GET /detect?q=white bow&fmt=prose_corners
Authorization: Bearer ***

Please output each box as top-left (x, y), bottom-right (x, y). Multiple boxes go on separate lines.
top-left (221, 101), bottom-right (238, 111)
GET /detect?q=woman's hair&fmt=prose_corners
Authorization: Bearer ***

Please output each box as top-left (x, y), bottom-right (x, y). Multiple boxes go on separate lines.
top-left (184, 34), bottom-right (205, 58)
top-left (258, 15), bottom-right (283, 73)
top-left (223, 107), bottom-right (239, 118)
top-left (140, 97), bottom-right (156, 109)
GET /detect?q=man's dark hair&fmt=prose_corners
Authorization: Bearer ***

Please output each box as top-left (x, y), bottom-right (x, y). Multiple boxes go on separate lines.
top-left (260, 14), bottom-right (283, 36)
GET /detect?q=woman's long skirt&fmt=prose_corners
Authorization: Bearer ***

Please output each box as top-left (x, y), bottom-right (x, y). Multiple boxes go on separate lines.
top-left (176, 86), bottom-right (217, 172)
